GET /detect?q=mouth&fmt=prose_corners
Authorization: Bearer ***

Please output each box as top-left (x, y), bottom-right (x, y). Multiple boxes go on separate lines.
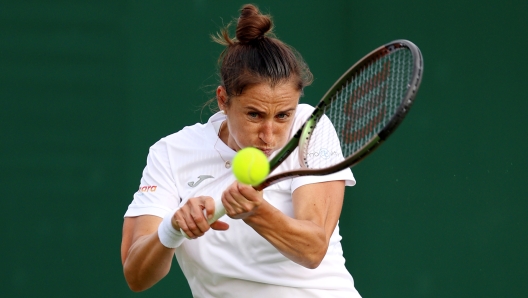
top-left (256, 148), bottom-right (273, 157)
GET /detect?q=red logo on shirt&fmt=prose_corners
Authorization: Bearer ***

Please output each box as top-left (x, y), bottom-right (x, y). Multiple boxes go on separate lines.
top-left (138, 185), bottom-right (157, 192)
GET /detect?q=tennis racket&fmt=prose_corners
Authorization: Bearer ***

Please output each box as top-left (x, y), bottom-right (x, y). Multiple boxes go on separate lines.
top-left (183, 39), bottom-right (423, 236)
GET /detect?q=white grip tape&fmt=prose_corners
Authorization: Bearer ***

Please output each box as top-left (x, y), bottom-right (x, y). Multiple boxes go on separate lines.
top-left (181, 199), bottom-right (226, 239)
top-left (157, 211), bottom-right (185, 248)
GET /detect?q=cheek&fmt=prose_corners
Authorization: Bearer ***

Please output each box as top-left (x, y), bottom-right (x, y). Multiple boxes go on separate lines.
top-left (276, 123), bottom-right (292, 141)
top-left (230, 121), bottom-right (259, 144)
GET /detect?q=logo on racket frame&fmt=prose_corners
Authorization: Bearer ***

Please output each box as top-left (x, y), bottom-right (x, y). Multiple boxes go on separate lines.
top-left (306, 148), bottom-right (341, 160)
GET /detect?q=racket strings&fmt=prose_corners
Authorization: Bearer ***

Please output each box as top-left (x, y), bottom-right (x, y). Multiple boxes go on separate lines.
top-left (303, 48), bottom-right (414, 169)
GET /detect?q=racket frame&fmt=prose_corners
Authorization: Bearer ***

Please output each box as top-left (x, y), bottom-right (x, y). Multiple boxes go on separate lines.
top-left (255, 39), bottom-right (423, 190)
top-left (182, 39), bottom-right (423, 236)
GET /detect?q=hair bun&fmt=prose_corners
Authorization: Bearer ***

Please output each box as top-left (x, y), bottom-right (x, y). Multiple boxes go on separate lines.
top-left (236, 4), bottom-right (272, 44)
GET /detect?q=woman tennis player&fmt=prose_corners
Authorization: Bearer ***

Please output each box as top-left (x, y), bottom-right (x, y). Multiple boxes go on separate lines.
top-left (121, 4), bottom-right (361, 297)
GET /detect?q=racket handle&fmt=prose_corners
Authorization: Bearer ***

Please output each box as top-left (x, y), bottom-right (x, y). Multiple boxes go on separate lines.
top-left (180, 200), bottom-right (226, 239)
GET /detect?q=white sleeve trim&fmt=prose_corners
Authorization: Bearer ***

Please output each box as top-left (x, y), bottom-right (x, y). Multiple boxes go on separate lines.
top-left (291, 169), bottom-right (356, 193)
top-left (123, 203), bottom-right (173, 218)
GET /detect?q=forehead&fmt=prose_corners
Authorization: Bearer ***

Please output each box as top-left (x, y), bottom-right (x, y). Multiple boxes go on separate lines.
top-left (234, 82), bottom-right (301, 109)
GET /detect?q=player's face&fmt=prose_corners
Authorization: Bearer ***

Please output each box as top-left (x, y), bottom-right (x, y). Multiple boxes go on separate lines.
top-left (217, 82), bottom-right (301, 156)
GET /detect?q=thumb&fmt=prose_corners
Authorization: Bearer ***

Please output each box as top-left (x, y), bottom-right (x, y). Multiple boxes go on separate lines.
top-left (210, 220), bottom-right (229, 231)
top-left (237, 182), bottom-right (261, 198)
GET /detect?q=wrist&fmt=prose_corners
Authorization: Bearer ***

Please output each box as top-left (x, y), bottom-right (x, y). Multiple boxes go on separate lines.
top-left (242, 201), bottom-right (274, 225)
top-left (157, 211), bottom-right (185, 248)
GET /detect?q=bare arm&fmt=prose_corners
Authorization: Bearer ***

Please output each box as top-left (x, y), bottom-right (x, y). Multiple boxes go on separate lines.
top-left (222, 180), bottom-right (345, 269)
top-left (121, 197), bottom-right (229, 292)
top-left (121, 215), bottom-right (175, 292)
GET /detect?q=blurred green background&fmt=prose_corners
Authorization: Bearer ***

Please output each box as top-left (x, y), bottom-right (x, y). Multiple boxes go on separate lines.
top-left (2, 1), bottom-right (527, 297)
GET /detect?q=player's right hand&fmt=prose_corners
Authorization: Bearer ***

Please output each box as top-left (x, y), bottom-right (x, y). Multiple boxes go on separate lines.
top-left (174, 196), bottom-right (229, 239)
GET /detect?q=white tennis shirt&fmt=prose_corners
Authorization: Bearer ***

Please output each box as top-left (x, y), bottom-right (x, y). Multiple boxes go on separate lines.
top-left (125, 104), bottom-right (361, 297)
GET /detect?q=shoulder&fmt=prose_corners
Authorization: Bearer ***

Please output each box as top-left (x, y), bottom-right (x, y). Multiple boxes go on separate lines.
top-left (168, 121), bottom-right (209, 142)
top-left (295, 103), bottom-right (315, 117)
top-left (150, 121), bottom-right (209, 152)
top-left (144, 115), bottom-right (221, 169)
top-left (288, 103), bottom-right (314, 133)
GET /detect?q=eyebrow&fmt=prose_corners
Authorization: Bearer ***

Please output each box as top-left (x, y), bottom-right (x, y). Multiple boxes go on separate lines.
top-left (244, 106), bottom-right (296, 114)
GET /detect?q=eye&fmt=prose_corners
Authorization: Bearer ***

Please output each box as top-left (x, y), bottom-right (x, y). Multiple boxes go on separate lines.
top-left (276, 112), bottom-right (290, 120)
top-left (248, 112), bottom-right (259, 119)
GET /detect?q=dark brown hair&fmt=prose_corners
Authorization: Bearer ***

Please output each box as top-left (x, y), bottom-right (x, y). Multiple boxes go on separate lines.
top-left (212, 4), bottom-right (313, 105)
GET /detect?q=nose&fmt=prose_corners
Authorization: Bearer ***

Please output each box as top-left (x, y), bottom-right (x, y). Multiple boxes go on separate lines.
top-left (258, 121), bottom-right (274, 145)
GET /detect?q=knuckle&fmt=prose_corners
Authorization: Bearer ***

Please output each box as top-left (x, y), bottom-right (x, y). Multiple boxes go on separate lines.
top-left (225, 208), bottom-right (236, 217)
top-left (186, 220), bottom-right (197, 230)
top-left (193, 214), bottom-right (206, 224)
top-left (241, 204), bottom-right (252, 213)
top-left (227, 187), bottom-right (237, 195)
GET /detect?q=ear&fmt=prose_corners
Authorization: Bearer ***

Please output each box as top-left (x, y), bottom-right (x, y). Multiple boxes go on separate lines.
top-left (216, 86), bottom-right (228, 111)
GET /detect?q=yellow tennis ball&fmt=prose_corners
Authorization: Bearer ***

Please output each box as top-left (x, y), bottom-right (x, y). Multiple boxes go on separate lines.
top-left (232, 147), bottom-right (270, 186)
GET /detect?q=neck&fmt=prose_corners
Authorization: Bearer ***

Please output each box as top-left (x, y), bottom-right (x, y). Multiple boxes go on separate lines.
top-left (218, 120), bottom-right (239, 152)
top-left (218, 120), bottom-right (229, 144)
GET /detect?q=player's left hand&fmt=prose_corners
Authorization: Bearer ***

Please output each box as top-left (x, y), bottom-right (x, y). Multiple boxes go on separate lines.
top-left (221, 181), bottom-right (265, 220)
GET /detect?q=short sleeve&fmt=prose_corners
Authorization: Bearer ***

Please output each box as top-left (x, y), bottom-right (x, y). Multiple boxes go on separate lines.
top-left (290, 168), bottom-right (355, 193)
top-left (290, 111), bottom-right (357, 192)
top-left (124, 140), bottom-right (181, 218)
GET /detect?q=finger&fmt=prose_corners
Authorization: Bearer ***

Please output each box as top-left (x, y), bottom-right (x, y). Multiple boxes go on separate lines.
top-left (175, 207), bottom-right (198, 239)
top-left (222, 185), bottom-right (247, 215)
top-left (237, 182), bottom-right (262, 200)
top-left (203, 196), bottom-right (216, 222)
top-left (179, 197), bottom-right (208, 238)
top-left (221, 191), bottom-right (236, 217)
top-left (188, 201), bottom-right (210, 236)
top-left (168, 210), bottom-right (181, 231)
top-left (222, 195), bottom-right (250, 219)
top-left (210, 220), bottom-right (229, 231)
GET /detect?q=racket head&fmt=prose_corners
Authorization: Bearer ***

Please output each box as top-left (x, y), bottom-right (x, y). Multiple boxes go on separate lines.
top-left (298, 39), bottom-right (423, 170)
top-left (254, 39), bottom-right (423, 190)
top-left (186, 40), bottom-right (423, 235)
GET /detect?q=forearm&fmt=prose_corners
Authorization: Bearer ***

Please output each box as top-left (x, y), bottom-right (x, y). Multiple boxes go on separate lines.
top-left (123, 232), bottom-right (176, 292)
top-left (243, 203), bottom-right (328, 269)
